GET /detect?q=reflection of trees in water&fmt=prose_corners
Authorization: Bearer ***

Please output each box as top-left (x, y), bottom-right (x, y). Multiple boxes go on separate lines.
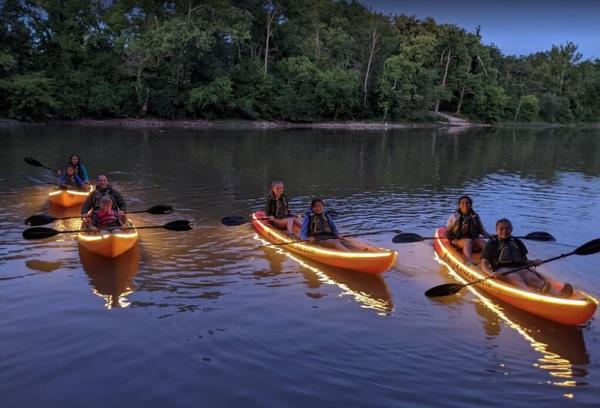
top-left (79, 245), bottom-right (140, 309)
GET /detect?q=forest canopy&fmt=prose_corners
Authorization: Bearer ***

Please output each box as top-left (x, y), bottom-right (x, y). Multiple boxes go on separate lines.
top-left (1, 0), bottom-right (599, 123)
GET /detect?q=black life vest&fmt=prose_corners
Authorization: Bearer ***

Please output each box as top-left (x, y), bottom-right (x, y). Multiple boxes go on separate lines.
top-left (487, 237), bottom-right (528, 270)
top-left (309, 213), bottom-right (334, 237)
top-left (448, 210), bottom-right (483, 240)
top-left (267, 194), bottom-right (290, 219)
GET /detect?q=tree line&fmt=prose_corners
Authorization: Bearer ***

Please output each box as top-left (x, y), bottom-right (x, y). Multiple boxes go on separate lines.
top-left (1, 0), bottom-right (599, 123)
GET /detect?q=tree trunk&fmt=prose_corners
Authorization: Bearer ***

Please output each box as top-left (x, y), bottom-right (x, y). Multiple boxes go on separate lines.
top-left (263, 5), bottom-right (279, 77)
top-left (434, 47), bottom-right (452, 116)
top-left (456, 85), bottom-right (465, 114)
top-left (513, 99), bottom-right (522, 122)
top-left (363, 28), bottom-right (379, 108)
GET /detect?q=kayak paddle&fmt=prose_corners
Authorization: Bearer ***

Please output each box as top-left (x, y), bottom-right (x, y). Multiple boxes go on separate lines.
top-left (24, 157), bottom-right (59, 173)
top-left (23, 220), bottom-right (193, 240)
top-left (25, 205), bottom-right (174, 226)
top-left (392, 231), bottom-right (556, 244)
top-left (424, 238), bottom-right (600, 297)
top-left (222, 211), bottom-right (338, 226)
top-left (256, 229), bottom-right (402, 249)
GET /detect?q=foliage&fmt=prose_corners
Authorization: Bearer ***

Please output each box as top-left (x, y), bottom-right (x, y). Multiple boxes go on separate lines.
top-left (0, 0), bottom-right (598, 123)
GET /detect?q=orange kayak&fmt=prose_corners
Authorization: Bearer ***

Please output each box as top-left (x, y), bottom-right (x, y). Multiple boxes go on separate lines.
top-left (78, 222), bottom-right (139, 258)
top-left (48, 185), bottom-right (93, 207)
top-left (433, 227), bottom-right (598, 326)
top-left (251, 211), bottom-right (397, 274)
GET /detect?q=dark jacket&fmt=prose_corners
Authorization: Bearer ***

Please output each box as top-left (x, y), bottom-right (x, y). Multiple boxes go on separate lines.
top-left (265, 193), bottom-right (291, 219)
top-left (81, 185), bottom-right (126, 214)
top-left (300, 211), bottom-right (339, 240)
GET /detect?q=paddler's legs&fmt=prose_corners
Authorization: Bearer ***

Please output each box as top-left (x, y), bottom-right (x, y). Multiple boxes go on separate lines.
top-left (454, 238), bottom-right (477, 264)
top-left (317, 238), bottom-right (351, 252)
top-left (494, 267), bottom-right (549, 292)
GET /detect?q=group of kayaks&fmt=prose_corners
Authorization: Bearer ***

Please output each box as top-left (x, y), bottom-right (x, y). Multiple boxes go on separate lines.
top-left (250, 212), bottom-right (598, 326)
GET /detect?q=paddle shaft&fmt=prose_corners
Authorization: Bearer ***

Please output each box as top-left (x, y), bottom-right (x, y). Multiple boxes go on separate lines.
top-left (461, 251), bottom-right (575, 289)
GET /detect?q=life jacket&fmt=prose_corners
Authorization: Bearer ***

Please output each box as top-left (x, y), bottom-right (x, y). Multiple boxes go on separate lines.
top-left (92, 208), bottom-right (121, 229)
top-left (90, 187), bottom-right (120, 211)
top-left (447, 210), bottom-right (483, 240)
top-left (486, 237), bottom-right (528, 270)
top-left (267, 194), bottom-right (290, 219)
top-left (308, 213), bottom-right (334, 238)
top-left (62, 174), bottom-right (82, 188)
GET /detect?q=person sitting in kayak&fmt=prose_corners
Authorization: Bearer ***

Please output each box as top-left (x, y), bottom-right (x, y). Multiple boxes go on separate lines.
top-left (84, 195), bottom-right (126, 233)
top-left (59, 165), bottom-right (85, 190)
top-left (300, 198), bottom-right (363, 252)
top-left (481, 218), bottom-right (573, 298)
top-left (265, 180), bottom-right (302, 235)
top-left (446, 195), bottom-right (489, 265)
top-left (81, 175), bottom-right (127, 214)
top-left (57, 154), bottom-right (90, 185)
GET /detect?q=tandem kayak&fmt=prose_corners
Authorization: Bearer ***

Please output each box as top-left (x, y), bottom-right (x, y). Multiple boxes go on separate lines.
top-left (48, 184), bottom-right (93, 207)
top-left (433, 227), bottom-right (598, 326)
top-left (251, 211), bottom-right (397, 274)
top-left (78, 222), bottom-right (139, 258)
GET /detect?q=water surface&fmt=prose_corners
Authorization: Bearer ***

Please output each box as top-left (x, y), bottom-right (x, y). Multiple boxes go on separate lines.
top-left (1, 125), bottom-right (600, 407)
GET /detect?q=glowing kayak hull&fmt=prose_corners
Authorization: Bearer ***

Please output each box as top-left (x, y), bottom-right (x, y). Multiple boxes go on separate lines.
top-left (48, 185), bottom-right (93, 207)
top-left (78, 223), bottom-right (138, 258)
top-left (433, 227), bottom-right (598, 326)
top-left (251, 211), bottom-right (397, 274)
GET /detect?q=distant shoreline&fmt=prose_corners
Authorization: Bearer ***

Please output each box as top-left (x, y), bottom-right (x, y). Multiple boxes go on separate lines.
top-left (2, 117), bottom-right (599, 130)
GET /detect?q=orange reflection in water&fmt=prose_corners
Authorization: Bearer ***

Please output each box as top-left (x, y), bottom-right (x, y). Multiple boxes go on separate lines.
top-left (434, 253), bottom-right (589, 395)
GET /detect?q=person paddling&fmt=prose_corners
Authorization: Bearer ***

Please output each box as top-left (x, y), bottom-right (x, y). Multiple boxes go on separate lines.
top-left (265, 180), bottom-right (302, 235)
top-left (57, 154), bottom-right (90, 185)
top-left (481, 218), bottom-right (573, 298)
top-left (446, 195), bottom-right (489, 265)
top-left (59, 165), bottom-right (85, 190)
top-left (84, 195), bottom-right (127, 233)
top-left (81, 175), bottom-right (126, 214)
top-left (300, 198), bottom-right (364, 252)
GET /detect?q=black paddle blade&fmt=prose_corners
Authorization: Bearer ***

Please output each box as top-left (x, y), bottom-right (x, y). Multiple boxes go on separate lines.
top-left (221, 216), bottom-right (249, 226)
top-left (23, 227), bottom-right (60, 240)
top-left (392, 233), bottom-right (425, 244)
top-left (24, 157), bottom-right (43, 167)
top-left (164, 220), bottom-right (193, 231)
top-left (25, 214), bottom-right (57, 226)
top-left (424, 283), bottom-right (465, 297)
top-left (147, 205), bottom-right (173, 214)
top-left (523, 231), bottom-right (556, 242)
top-left (574, 238), bottom-right (600, 256)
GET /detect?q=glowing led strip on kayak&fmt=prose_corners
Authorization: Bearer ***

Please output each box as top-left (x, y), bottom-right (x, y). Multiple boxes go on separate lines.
top-left (434, 229), bottom-right (598, 308)
top-left (252, 213), bottom-right (396, 260)
top-left (48, 184), bottom-right (94, 197)
top-left (78, 229), bottom-right (138, 242)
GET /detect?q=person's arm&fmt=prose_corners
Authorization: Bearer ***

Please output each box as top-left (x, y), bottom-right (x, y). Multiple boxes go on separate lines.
top-left (481, 258), bottom-right (494, 275)
top-left (265, 197), bottom-right (273, 218)
top-left (300, 214), bottom-right (310, 240)
top-left (480, 241), bottom-right (494, 274)
top-left (80, 164), bottom-right (89, 182)
top-left (113, 190), bottom-right (127, 212)
top-left (328, 214), bottom-right (340, 237)
top-left (75, 175), bottom-right (85, 187)
top-left (518, 239), bottom-right (542, 266)
top-left (476, 214), bottom-right (491, 238)
top-left (446, 213), bottom-right (457, 230)
top-left (81, 195), bottom-right (93, 214)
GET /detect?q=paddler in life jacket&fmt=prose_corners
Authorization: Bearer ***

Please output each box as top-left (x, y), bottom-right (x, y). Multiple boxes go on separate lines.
top-left (57, 154), bottom-right (90, 185)
top-left (446, 195), bottom-right (489, 265)
top-left (481, 218), bottom-right (574, 298)
top-left (265, 180), bottom-right (302, 235)
top-left (59, 165), bottom-right (85, 190)
top-left (84, 195), bottom-right (127, 233)
top-left (299, 198), bottom-right (364, 252)
top-left (81, 174), bottom-right (127, 215)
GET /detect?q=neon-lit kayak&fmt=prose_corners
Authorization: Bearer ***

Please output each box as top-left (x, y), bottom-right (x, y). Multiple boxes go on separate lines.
top-left (433, 227), bottom-right (598, 326)
top-left (78, 222), bottom-right (138, 258)
top-left (48, 184), bottom-right (93, 207)
top-left (251, 211), bottom-right (397, 274)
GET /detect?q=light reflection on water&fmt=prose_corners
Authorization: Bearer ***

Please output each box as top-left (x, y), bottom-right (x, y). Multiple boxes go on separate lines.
top-left (1, 125), bottom-right (600, 407)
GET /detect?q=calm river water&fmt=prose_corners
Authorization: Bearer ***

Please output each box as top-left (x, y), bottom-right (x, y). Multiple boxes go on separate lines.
top-left (1, 124), bottom-right (600, 407)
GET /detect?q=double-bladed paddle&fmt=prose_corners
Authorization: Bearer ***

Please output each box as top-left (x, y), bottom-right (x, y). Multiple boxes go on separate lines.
top-left (392, 231), bottom-right (556, 244)
top-left (24, 157), bottom-right (59, 173)
top-left (27, 176), bottom-right (67, 189)
top-left (24, 205), bottom-right (174, 226)
top-left (221, 211), bottom-right (339, 227)
top-left (424, 238), bottom-right (600, 297)
top-left (23, 220), bottom-right (193, 240)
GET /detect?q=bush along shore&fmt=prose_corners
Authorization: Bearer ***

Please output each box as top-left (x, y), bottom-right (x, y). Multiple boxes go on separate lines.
top-left (2, 1), bottom-right (599, 125)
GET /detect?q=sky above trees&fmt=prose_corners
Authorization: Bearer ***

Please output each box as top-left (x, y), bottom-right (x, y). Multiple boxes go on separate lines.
top-left (363, 0), bottom-right (600, 59)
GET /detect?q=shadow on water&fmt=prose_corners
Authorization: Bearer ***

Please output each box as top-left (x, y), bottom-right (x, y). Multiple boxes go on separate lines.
top-left (258, 245), bottom-right (393, 314)
top-left (79, 245), bottom-right (140, 309)
top-left (432, 264), bottom-right (590, 387)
